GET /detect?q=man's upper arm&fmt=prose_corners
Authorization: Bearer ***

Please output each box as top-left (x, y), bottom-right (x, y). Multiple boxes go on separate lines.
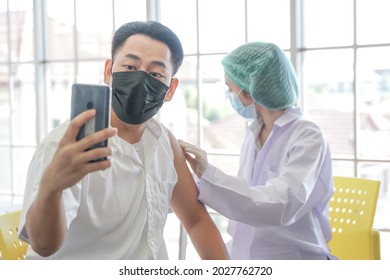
top-left (167, 130), bottom-right (209, 228)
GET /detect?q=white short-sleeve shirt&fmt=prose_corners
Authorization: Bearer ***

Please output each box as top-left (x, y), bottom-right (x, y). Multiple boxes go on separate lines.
top-left (19, 118), bottom-right (178, 259)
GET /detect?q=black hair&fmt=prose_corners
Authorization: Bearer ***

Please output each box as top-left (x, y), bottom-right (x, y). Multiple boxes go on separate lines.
top-left (111, 21), bottom-right (184, 75)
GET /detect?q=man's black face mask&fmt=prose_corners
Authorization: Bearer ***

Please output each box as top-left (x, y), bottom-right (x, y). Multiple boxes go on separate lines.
top-left (111, 71), bottom-right (169, 125)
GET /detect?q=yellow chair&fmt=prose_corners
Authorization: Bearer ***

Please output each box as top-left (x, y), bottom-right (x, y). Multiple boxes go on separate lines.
top-left (0, 210), bottom-right (28, 260)
top-left (328, 176), bottom-right (381, 260)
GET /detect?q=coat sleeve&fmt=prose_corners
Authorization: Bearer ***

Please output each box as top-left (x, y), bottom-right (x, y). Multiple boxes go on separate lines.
top-left (198, 125), bottom-right (333, 227)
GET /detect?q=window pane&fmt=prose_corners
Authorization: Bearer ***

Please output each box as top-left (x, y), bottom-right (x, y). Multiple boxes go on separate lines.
top-left (163, 213), bottom-right (181, 259)
top-left (357, 0), bottom-right (390, 45)
top-left (47, 62), bottom-right (74, 129)
top-left (303, 49), bottom-right (354, 158)
top-left (47, 0), bottom-right (75, 60)
top-left (357, 47), bottom-right (390, 159)
top-left (180, 61), bottom-right (198, 147)
top-left (332, 160), bottom-right (354, 177)
top-left (198, 0), bottom-right (245, 54)
top-left (358, 162), bottom-right (390, 231)
top-left (0, 195), bottom-right (16, 208)
top-left (303, 0), bottom-right (353, 48)
top-left (0, 2), bottom-right (8, 62)
top-left (77, 60), bottom-right (106, 84)
top-left (0, 147), bottom-right (11, 193)
top-left (160, 0), bottom-right (197, 55)
top-left (247, 0), bottom-right (290, 49)
top-left (160, 57), bottom-right (196, 142)
top-left (9, 0), bottom-right (34, 62)
top-left (12, 63), bottom-right (36, 145)
top-left (0, 65), bottom-right (10, 144)
top-left (199, 55), bottom-right (246, 153)
top-left (358, 162), bottom-right (390, 197)
top-left (114, 0), bottom-right (147, 29)
top-left (76, 0), bottom-right (113, 59)
top-left (12, 147), bottom-right (35, 195)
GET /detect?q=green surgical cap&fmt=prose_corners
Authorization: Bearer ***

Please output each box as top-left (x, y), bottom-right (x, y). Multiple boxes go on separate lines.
top-left (222, 42), bottom-right (298, 110)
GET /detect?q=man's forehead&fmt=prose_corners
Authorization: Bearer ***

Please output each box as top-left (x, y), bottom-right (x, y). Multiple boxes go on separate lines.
top-left (118, 34), bottom-right (171, 57)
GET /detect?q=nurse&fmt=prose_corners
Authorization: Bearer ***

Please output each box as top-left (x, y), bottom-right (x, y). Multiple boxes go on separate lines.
top-left (179, 42), bottom-right (336, 260)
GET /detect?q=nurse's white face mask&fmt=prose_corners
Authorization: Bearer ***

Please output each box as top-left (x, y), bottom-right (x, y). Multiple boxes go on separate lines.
top-left (227, 89), bottom-right (257, 120)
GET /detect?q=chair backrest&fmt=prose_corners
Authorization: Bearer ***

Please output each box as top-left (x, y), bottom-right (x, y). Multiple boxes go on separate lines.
top-left (328, 176), bottom-right (381, 260)
top-left (0, 210), bottom-right (28, 260)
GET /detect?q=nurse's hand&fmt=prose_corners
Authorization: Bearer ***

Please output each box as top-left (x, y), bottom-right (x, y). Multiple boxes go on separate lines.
top-left (41, 109), bottom-right (117, 194)
top-left (178, 140), bottom-right (208, 178)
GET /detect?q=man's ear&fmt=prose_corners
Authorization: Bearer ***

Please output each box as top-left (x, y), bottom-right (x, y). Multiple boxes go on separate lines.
top-left (103, 59), bottom-right (112, 85)
top-left (164, 77), bottom-right (179, 102)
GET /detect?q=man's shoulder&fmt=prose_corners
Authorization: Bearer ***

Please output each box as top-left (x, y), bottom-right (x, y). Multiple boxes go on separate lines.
top-left (147, 118), bottom-right (176, 157)
top-left (40, 121), bottom-right (69, 145)
top-left (146, 118), bottom-right (171, 141)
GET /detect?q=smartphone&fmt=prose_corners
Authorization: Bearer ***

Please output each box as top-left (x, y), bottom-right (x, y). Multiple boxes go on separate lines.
top-left (71, 84), bottom-right (111, 153)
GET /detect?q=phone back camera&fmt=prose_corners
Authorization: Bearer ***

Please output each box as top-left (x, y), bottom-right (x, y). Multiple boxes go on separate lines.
top-left (86, 101), bottom-right (93, 109)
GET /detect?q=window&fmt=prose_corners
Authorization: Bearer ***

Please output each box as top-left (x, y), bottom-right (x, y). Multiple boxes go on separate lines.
top-left (302, 0), bottom-right (390, 232)
top-left (0, 0), bottom-right (36, 206)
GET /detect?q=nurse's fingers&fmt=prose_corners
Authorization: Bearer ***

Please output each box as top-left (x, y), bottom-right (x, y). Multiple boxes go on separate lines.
top-left (184, 146), bottom-right (204, 159)
top-left (178, 139), bottom-right (198, 150)
top-left (178, 140), bottom-right (205, 157)
top-left (182, 149), bottom-right (196, 161)
top-left (178, 140), bottom-right (208, 177)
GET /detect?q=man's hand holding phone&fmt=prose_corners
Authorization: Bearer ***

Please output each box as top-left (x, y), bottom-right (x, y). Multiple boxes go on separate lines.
top-left (41, 109), bottom-right (117, 194)
top-left (40, 84), bottom-right (115, 194)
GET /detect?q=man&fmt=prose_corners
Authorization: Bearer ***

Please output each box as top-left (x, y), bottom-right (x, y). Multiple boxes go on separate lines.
top-left (18, 21), bottom-right (229, 260)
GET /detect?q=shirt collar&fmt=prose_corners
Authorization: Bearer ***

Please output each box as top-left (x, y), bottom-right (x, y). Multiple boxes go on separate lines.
top-left (110, 117), bottom-right (162, 155)
top-left (274, 107), bottom-right (303, 127)
top-left (145, 117), bottom-right (162, 139)
top-left (248, 107), bottom-right (303, 135)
